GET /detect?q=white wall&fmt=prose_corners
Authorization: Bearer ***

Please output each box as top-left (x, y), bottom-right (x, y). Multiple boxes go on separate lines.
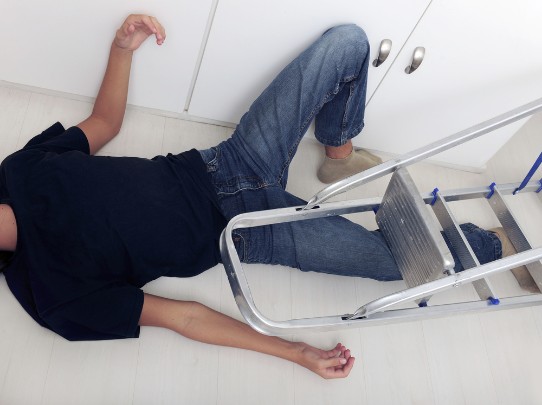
top-left (0, 0), bottom-right (213, 113)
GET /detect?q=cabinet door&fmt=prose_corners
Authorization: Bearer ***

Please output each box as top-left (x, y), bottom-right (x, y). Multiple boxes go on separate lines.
top-left (188, 0), bottom-right (430, 124)
top-left (0, 0), bottom-right (213, 113)
top-left (360, 0), bottom-right (542, 169)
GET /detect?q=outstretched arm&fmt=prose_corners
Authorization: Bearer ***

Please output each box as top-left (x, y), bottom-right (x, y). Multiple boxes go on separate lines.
top-left (77, 15), bottom-right (166, 154)
top-left (139, 293), bottom-right (355, 379)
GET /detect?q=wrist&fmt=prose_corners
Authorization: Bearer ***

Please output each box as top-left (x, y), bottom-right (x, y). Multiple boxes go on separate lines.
top-left (111, 41), bottom-right (135, 54)
top-left (284, 341), bottom-right (305, 365)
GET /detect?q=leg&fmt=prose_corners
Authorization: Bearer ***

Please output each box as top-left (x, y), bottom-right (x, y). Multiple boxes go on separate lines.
top-left (199, 24), bottom-right (371, 191)
top-left (230, 213), bottom-right (504, 281)
top-left (450, 223), bottom-right (502, 269)
top-left (197, 25), bottom-right (396, 279)
top-left (221, 187), bottom-right (402, 281)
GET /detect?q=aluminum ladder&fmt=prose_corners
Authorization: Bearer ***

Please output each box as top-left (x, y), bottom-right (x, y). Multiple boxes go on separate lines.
top-left (219, 98), bottom-right (542, 335)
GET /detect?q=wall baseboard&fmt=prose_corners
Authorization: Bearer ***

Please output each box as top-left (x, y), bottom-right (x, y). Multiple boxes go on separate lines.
top-left (0, 80), bottom-right (237, 130)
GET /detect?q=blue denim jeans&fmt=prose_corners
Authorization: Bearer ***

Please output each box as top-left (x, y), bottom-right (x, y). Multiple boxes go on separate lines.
top-left (199, 25), bottom-right (501, 281)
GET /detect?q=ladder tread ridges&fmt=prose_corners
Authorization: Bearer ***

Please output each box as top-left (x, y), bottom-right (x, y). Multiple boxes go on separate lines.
top-left (376, 168), bottom-right (455, 289)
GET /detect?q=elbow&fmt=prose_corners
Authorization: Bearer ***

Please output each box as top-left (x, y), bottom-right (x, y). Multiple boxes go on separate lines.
top-left (175, 301), bottom-right (204, 336)
top-left (90, 113), bottom-right (123, 138)
top-left (109, 123), bottom-right (122, 137)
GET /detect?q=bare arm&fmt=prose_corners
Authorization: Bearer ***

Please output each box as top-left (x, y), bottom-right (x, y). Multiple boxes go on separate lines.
top-left (139, 293), bottom-right (355, 379)
top-left (77, 15), bottom-right (166, 154)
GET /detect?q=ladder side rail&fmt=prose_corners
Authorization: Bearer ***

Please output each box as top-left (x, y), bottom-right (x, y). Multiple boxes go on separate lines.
top-left (219, 180), bottom-right (541, 232)
top-left (220, 197), bottom-right (383, 335)
top-left (348, 248), bottom-right (542, 320)
top-left (305, 98), bottom-right (542, 209)
top-left (346, 295), bottom-right (542, 329)
top-left (423, 181), bottom-right (541, 203)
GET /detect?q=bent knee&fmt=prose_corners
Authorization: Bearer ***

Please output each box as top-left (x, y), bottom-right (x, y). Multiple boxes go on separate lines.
top-left (323, 24), bottom-right (369, 53)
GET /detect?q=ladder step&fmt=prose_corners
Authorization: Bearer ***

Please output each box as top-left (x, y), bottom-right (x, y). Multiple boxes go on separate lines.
top-left (375, 168), bottom-right (455, 289)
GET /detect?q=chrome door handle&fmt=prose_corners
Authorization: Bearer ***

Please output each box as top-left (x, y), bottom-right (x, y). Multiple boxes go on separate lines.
top-left (405, 47), bottom-right (425, 74)
top-left (372, 39), bottom-right (392, 67)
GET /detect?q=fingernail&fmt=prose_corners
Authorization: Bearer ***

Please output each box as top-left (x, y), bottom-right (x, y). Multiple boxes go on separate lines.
top-left (340, 359), bottom-right (347, 364)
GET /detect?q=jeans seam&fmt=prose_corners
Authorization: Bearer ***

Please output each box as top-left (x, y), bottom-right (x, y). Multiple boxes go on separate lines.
top-left (277, 81), bottom-right (343, 186)
top-left (341, 81), bottom-right (356, 135)
top-left (313, 74), bottom-right (360, 146)
top-left (276, 129), bottom-right (302, 186)
top-left (233, 231), bottom-right (248, 262)
top-left (216, 182), bottom-right (270, 197)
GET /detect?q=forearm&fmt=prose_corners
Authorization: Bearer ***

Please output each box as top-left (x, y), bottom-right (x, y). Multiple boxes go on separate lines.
top-left (141, 296), bottom-right (301, 364)
top-left (77, 15), bottom-right (165, 154)
top-left (91, 43), bottom-right (133, 134)
top-left (181, 302), bottom-right (300, 362)
top-left (139, 294), bottom-right (354, 379)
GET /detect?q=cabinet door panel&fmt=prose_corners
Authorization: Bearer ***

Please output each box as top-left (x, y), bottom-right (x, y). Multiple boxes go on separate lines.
top-left (361, 0), bottom-right (542, 169)
top-left (0, 0), bottom-right (213, 113)
top-left (189, 0), bottom-right (430, 124)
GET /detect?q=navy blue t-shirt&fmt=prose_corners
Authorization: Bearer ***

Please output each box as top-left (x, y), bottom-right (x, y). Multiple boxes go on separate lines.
top-left (0, 123), bottom-right (226, 341)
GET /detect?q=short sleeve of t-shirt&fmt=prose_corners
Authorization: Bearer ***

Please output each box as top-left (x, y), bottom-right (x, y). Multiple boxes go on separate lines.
top-left (1, 122), bottom-right (81, 204)
top-left (23, 122), bottom-right (90, 155)
top-left (43, 284), bottom-right (144, 341)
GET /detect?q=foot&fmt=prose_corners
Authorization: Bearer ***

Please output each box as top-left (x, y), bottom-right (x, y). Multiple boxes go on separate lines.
top-left (317, 147), bottom-right (382, 184)
top-left (490, 227), bottom-right (540, 293)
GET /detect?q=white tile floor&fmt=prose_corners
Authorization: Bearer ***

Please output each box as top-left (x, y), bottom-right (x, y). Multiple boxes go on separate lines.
top-left (0, 83), bottom-right (541, 405)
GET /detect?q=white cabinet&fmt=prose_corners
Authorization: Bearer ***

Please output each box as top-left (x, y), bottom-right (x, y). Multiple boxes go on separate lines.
top-left (188, 0), bottom-right (431, 123)
top-left (0, 0), bottom-right (213, 113)
top-left (360, 0), bottom-right (542, 168)
top-left (189, 0), bottom-right (542, 169)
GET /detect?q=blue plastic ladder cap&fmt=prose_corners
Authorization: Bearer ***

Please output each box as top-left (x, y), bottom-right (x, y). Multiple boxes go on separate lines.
top-left (488, 297), bottom-right (500, 305)
top-left (486, 182), bottom-right (496, 199)
top-left (430, 187), bottom-right (439, 206)
top-left (418, 301), bottom-right (428, 307)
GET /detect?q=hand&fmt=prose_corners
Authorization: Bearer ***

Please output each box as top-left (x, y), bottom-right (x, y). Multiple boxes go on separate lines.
top-left (114, 14), bottom-right (166, 51)
top-left (296, 342), bottom-right (355, 379)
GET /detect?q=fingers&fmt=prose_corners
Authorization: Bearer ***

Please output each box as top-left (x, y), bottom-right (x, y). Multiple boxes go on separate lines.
top-left (329, 356), bottom-right (356, 378)
top-left (319, 343), bottom-right (355, 379)
top-left (322, 356), bottom-right (347, 369)
top-left (323, 342), bottom-right (343, 358)
top-left (128, 14), bottom-right (166, 45)
top-left (335, 348), bottom-right (351, 370)
top-left (123, 23), bottom-right (135, 37)
top-left (321, 355), bottom-right (355, 378)
top-left (115, 14), bottom-right (166, 50)
top-left (149, 16), bottom-right (166, 45)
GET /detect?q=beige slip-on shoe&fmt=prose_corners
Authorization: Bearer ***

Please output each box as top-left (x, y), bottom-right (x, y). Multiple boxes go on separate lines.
top-left (317, 148), bottom-right (382, 184)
